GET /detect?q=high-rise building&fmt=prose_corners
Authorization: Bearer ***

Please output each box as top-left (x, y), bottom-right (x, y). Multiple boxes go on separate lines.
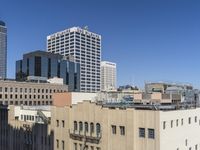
top-left (0, 20), bottom-right (7, 78)
top-left (101, 61), bottom-right (116, 91)
top-left (47, 27), bottom-right (101, 92)
top-left (16, 50), bottom-right (80, 91)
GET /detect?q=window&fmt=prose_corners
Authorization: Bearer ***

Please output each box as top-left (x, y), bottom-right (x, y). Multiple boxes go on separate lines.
top-left (176, 119), bottom-right (178, 127)
top-left (185, 139), bottom-right (188, 146)
top-left (56, 120), bottom-right (59, 127)
top-left (85, 122), bottom-right (88, 133)
top-left (96, 123), bottom-right (101, 137)
top-left (181, 118), bottom-right (184, 125)
top-left (171, 120), bottom-right (173, 128)
top-left (62, 120), bottom-right (65, 128)
top-left (188, 117), bottom-right (191, 124)
top-left (56, 139), bottom-right (59, 148)
top-left (195, 116), bottom-right (197, 123)
top-left (120, 126), bottom-right (125, 135)
top-left (163, 121), bottom-right (166, 129)
top-left (74, 143), bottom-right (77, 150)
top-left (62, 140), bottom-right (64, 150)
top-left (111, 125), bottom-right (116, 134)
top-left (148, 128), bottom-right (155, 139)
top-left (139, 128), bottom-right (145, 138)
top-left (90, 123), bottom-right (94, 134)
top-left (74, 121), bottom-right (77, 131)
top-left (195, 144), bottom-right (198, 150)
top-left (79, 121), bottom-right (83, 132)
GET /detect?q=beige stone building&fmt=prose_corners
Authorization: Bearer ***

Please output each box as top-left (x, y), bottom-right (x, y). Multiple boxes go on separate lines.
top-left (0, 79), bottom-right (68, 105)
top-left (2, 92), bottom-right (200, 150)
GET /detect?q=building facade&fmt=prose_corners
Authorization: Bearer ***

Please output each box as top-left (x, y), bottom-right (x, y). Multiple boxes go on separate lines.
top-left (2, 98), bottom-right (200, 150)
top-left (47, 27), bottom-right (101, 92)
top-left (0, 79), bottom-right (68, 106)
top-left (16, 50), bottom-right (80, 91)
top-left (101, 61), bottom-right (116, 91)
top-left (0, 20), bottom-right (7, 78)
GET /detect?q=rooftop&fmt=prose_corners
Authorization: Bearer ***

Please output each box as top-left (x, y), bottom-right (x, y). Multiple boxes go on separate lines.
top-left (0, 20), bottom-right (5, 26)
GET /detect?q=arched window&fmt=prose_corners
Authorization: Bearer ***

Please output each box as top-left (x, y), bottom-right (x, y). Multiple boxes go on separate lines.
top-left (90, 122), bottom-right (94, 134)
top-left (85, 122), bottom-right (88, 132)
top-left (79, 121), bottom-right (83, 132)
top-left (74, 121), bottom-right (77, 131)
top-left (96, 123), bottom-right (101, 137)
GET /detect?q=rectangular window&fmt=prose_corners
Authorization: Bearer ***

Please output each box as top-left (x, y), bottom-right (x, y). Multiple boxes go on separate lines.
top-left (56, 139), bottom-right (59, 148)
top-left (35, 56), bottom-right (41, 76)
top-left (120, 126), bottom-right (125, 135)
top-left (176, 119), bottom-right (178, 126)
top-left (62, 140), bottom-right (64, 150)
top-left (139, 128), bottom-right (145, 138)
top-left (56, 120), bottom-right (59, 127)
top-left (188, 117), bottom-right (191, 124)
top-left (171, 120), bottom-right (173, 128)
top-left (195, 116), bottom-right (197, 123)
top-left (148, 128), bottom-right (155, 139)
top-left (62, 120), bottom-right (65, 128)
top-left (163, 121), bottom-right (166, 129)
top-left (111, 125), bottom-right (116, 134)
top-left (181, 119), bottom-right (184, 125)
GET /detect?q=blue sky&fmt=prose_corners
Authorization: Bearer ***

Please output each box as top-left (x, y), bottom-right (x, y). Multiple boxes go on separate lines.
top-left (1, 0), bottom-right (200, 88)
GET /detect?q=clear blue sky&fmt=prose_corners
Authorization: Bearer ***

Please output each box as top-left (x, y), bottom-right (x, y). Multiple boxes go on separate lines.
top-left (1, 0), bottom-right (200, 88)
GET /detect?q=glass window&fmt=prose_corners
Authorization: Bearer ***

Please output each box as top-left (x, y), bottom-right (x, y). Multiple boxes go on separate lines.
top-left (111, 125), bottom-right (116, 134)
top-left (139, 128), bottom-right (145, 138)
top-left (148, 128), bottom-right (155, 139)
top-left (74, 121), bottom-right (77, 131)
top-left (79, 121), bottom-right (83, 131)
top-left (163, 121), bottom-right (166, 129)
top-left (85, 122), bottom-right (88, 132)
top-left (120, 126), bottom-right (125, 135)
top-left (90, 123), bottom-right (94, 133)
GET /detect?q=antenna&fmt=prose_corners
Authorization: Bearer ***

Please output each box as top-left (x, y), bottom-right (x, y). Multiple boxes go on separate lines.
top-left (84, 26), bottom-right (89, 30)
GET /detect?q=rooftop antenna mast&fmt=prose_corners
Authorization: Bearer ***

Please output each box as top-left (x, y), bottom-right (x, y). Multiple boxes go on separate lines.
top-left (84, 26), bottom-right (89, 30)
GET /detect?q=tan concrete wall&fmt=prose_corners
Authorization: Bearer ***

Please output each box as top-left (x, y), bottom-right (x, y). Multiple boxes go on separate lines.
top-left (52, 92), bottom-right (72, 107)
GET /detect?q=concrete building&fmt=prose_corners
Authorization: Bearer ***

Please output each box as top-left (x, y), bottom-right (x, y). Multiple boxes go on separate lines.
top-left (0, 79), bottom-right (68, 105)
top-left (0, 20), bottom-right (7, 78)
top-left (101, 61), bottom-right (116, 91)
top-left (145, 82), bottom-right (193, 94)
top-left (133, 92), bottom-right (182, 104)
top-left (16, 50), bottom-right (80, 92)
top-left (47, 27), bottom-right (101, 92)
top-left (2, 95), bottom-right (200, 150)
top-left (0, 105), bottom-right (53, 150)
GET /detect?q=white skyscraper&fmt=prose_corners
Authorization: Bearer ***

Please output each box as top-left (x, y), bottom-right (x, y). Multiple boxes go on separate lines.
top-left (101, 61), bottom-right (116, 91)
top-left (47, 27), bottom-right (101, 92)
top-left (0, 20), bottom-right (7, 78)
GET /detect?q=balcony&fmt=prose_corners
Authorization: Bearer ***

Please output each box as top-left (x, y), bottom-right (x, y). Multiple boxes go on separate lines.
top-left (69, 130), bottom-right (101, 144)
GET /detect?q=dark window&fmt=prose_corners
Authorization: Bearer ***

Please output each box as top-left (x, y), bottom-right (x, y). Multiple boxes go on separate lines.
top-left (57, 61), bottom-right (60, 78)
top-left (120, 126), bottom-right (125, 135)
top-left (35, 56), bottom-right (41, 76)
top-left (62, 120), bottom-right (65, 128)
top-left (90, 123), bottom-right (94, 134)
top-left (96, 123), bottom-right (101, 137)
top-left (111, 125), bottom-right (116, 134)
top-left (85, 122), bottom-right (88, 133)
top-left (74, 121), bottom-right (77, 131)
top-left (148, 128), bottom-right (155, 139)
top-left (139, 128), bottom-right (145, 138)
top-left (79, 122), bottom-right (83, 131)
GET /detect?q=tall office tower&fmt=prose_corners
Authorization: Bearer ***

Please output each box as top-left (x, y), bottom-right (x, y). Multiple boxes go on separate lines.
top-left (101, 61), bottom-right (116, 91)
top-left (0, 20), bottom-right (7, 78)
top-left (47, 27), bottom-right (101, 92)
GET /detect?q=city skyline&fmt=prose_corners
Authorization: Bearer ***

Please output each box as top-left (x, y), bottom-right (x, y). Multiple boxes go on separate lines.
top-left (1, 0), bottom-right (200, 88)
